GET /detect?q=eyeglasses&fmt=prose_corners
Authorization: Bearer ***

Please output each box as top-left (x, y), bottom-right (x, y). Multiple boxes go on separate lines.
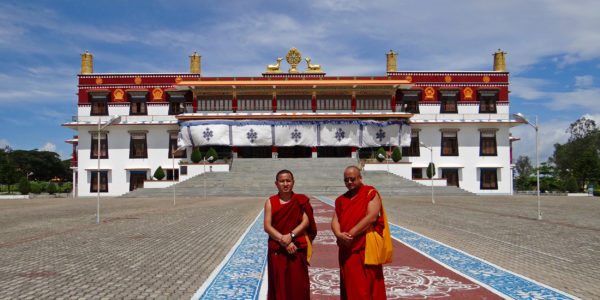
top-left (343, 177), bottom-right (356, 183)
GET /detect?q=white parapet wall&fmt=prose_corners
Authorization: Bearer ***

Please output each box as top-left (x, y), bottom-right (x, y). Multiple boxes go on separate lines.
top-left (363, 162), bottom-right (448, 187)
top-left (144, 163), bottom-right (230, 189)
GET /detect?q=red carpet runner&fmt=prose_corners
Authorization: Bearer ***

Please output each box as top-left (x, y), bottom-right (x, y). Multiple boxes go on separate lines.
top-left (308, 197), bottom-right (503, 299)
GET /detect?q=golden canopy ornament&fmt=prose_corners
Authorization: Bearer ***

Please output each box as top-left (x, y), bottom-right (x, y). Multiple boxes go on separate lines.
top-left (286, 47), bottom-right (302, 73)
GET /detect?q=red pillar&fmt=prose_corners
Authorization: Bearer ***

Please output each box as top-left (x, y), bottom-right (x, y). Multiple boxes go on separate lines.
top-left (391, 92), bottom-right (397, 112)
top-left (312, 92), bottom-right (317, 112)
top-left (232, 92), bottom-right (238, 113)
top-left (192, 94), bottom-right (198, 113)
top-left (272, 92), bottom-right (277, 112)
top-left (351, 92), bottom-right (357, 112)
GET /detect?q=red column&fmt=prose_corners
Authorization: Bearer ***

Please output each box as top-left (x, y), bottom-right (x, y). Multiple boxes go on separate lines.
top-left (351, 92), bottom-right (356, 112)
top-left (232, 92), bottom-right (238, 113)
top-left (192, 94), bottom-right (198, 113)
top-left (391, 92), bottom-right (397, 112)
top-left (312, 92), bottom-right (317, 112)
top-left (272, 92), bottom-right (277, 112)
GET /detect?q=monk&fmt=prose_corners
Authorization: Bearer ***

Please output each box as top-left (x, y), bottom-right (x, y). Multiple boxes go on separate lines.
top-left (264, 169), bottom-right (317, 300)
top-left (332, 166), bottom-right (387, 300)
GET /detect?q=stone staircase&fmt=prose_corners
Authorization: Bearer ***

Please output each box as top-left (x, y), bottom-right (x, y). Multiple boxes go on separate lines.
top-left (123, 158), bottom-right (472, 198)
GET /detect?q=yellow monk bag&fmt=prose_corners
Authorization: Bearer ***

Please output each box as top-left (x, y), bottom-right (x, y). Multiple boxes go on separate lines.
top-left (305, 234), bottom-right (313, 263)
top-left (364, 193), bottom-right (393, 265)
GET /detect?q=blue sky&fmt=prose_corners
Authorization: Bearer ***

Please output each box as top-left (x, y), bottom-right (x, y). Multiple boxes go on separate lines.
top-left (1, 0), bottom-right (599, 162)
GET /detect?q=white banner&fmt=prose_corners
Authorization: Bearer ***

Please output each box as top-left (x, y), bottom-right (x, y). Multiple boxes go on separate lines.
top-left (188, 124), bottom-right (231, 146)
top-left (362, 125), bottom-right (400, 147)
top-left (232, 125), bottom-right (272, 146)
top-left (319, 124), bottom-right (359, 146)
top-left (274, 125), bottom-right (316, 146)
top-left (400, 124), bottom-right (412, 147)
top-left (178, 127), bottom-right (194, 148)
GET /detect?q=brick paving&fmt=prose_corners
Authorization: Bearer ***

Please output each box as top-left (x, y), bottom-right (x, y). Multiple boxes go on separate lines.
top-left (0, 194), bottom-right (598, 299)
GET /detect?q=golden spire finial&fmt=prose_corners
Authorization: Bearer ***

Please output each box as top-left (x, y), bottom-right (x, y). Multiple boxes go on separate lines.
top-left (493, 49), bottom-right (507, 72)
top-left (386, 50), bottom-right (397, 72)
top-left (80, 50), bottom-right (93, 74)
top-left (190, 51), bottom-right (201, 74)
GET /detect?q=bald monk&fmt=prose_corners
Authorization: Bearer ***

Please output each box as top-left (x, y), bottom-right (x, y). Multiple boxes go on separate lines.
top-left (264, 169), bottom-right (317, 300)
top-left (332, 166), bottom-right (386, 300)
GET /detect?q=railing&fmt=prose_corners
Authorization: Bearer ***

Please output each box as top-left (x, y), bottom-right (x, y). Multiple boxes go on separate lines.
top-left (409, 113), bottom-right (511, 121)
top-left (70, 115), bottom-right (178, 123)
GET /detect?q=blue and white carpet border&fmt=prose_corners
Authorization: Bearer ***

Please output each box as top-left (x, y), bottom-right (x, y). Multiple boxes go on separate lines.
top-left (316, 195), bottom-right (579, 300)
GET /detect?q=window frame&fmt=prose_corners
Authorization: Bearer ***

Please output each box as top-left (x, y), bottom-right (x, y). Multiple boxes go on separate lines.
top-left (440, 90), bottom-right (459, 113)
top-left (479, 130), bottom-right (498, 156)
top-left (400, 90), bottom-right (420, 114)
top-left (90, 132), bottom-right (108, 159)
top-left (168, 92), bottom-right (187, 115)
top-left (90, 93), bottom-right (109, 116)
top-left (478, 90), bottom-right (498, 113)
top-left (168, 132), bottom-right (187, 158)
top-left (128, 91), bottom-right (148, 116)
top-left (90, 171), bottom-right (108, 193)
top-left (441, 130), bottom-right (459, 156)
top-left (480, 168), bottom-right (498, 190)
top-left (129, 132), bottom-right (148, 159)
top-left (402, 130), bottom-right (420, 157)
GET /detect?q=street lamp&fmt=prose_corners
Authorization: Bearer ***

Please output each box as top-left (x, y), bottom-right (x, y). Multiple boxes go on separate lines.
top-left (512, 112), bottom-right (541, 220)
top-left (420, 142), bottom-right (435, 204)
top-left (203, 155), bottom-right (214, 200)
top-left (96, 115), bottom-right (121, 224)
top-left (171, 146), bottom-right (187, 206)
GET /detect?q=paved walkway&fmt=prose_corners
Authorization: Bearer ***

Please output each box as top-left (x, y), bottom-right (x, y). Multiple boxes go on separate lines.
top-left (0, 194), bottom-right (597, 299)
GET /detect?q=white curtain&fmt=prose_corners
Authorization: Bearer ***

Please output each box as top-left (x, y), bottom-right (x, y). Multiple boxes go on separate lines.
top-left (188, 124), bottom-right (231, 146)
top-left (232, 125), bottom-right (272, 146)
top-left (177, 128), bottom-right (194, 148)
top-left (400, 124), bottom-right (412, 147)
top-left (319, 124), bottom-right (360, 146)
top-left (274, 125), bottom-right (316, 146)
top-left (362, 124), bottom-right (400, 147)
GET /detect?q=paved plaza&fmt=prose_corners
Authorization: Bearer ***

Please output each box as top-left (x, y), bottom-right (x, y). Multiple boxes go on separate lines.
top-left (0, 194), bottom-right (598, 299)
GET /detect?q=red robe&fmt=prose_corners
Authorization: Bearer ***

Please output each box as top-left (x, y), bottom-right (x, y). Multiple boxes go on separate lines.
top-left (267, 193), bottom-right (317, 300)
top-left (335, 185), bottom-right (386, 300)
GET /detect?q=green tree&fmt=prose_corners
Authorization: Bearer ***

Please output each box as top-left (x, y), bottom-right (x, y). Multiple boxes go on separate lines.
top-left (391, 147), bottom-right (402, 162)
top-left (18, 178), bottom-right (31, 195)
top-left (191, 148), bottom-right (202, 163)
top-left (376, 147), bottom-right (386, 162)
top-left (206, 147), bottom-right (218, 163)
top-left (514, 155), bottom-right (534, 191)
top-left (47, 182), bottom-right (57, 195)
top-left (0, 147), bottom-right (19, 194)
top-left (154, 166), bottom-right (165, 180)
top-left (426, 162), bottom-right (436, 179)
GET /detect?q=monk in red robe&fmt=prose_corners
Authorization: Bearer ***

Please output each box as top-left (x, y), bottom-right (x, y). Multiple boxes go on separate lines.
top-left (264, 169), bottom-right (317, 300)
top-left (332, 166), bottom-right (386, 300)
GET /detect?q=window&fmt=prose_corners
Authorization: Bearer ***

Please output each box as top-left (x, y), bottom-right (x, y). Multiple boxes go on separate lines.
top-left (180, 166), bottom-right (188, 176)
top-left (479, 90), bottom-right (498, 113)
top-left (90, 93), bottom-right (108, 116)
top-left (480, 130), bottom-right (497, 156)
top-left (441, 130), bottom-right (459, 156)
top-left (130, 132), bottom-right (148, 158)
top-left (442, 168), bottom-right (460, 187)
top-left (402, 130), bottom-right (420, 157)
top-left (129, 92), bottom-right (147, 115)
top-left (480, 168), bottom-right (498, 190)
top-left (440, 90), bottom-right (458, 113)
top-left (168, 92), bottom-right (186, 115)
top-left (168, 132), bottom-right (186, 158)
top-left (412, 168), bottom-right (423, 179)
top-left (90, 171), bottom-right (108, 192)
top-left (166, 169), bottom-right (179, 181)
top-left (399, 90), bottom-right (420, 113)
top-left (90, 132), bottom-right (108, 159)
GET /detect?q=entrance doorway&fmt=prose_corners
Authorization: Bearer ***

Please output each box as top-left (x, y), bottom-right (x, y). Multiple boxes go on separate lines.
top-left (317, 147), bottom-right (351, 157)
top-left (238, 146), bottom-right (272, 158)
top-left (441, 168), bottom-right (460, 187)
top-left (278, 146), bottom-right (311, 158)
top-left (129, 171), bottom-right (147, 191)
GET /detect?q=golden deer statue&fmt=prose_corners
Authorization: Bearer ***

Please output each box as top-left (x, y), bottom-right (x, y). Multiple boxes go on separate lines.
top-left (266, 58), bottom-right (283, 73)
top-left (305, 57), bottom-right (322, 73)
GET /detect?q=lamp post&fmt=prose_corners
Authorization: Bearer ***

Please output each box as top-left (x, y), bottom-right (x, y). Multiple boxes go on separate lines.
top-left (203, 155), bottom-right (214, 200)
top-left (513, 113), bottom-right (541, 220)
top-left (96, 115), bottom-right (121, 224)
top-left (420, 142), bottom-right (435, 204)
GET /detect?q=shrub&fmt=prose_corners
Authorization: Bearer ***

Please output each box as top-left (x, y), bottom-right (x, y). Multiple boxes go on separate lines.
top-left (47, 182), bottom-right (57, 194)
top-left (594, 189), bottom-right (600, 197)
top-left (376, 147), bottom-right (386, 162)
top-left (563, 176), bottom-right (579, 193)
top-left (426, 162), bottom-right (436, 179)
top-left (61, 182), bottom-right (73, 193)
top-left (191, 148), bottom-right (202, 163)
top-left (30, 182), bottom-right (42, 194)
top-left (154, 166), bottom-right (165, 180)
top-left (18, 178), bottom-right (31, 195)
top-left (391, 147), bottom-right (402, 162)
top-left (206, 147), bottom-right (218, 163)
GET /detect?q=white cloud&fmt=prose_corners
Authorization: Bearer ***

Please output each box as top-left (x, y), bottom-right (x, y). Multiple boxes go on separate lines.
top-left (511, 118), bottom-right (570, 162)
top-left (0, 138), bottom-right (11, 149)
top-left (575, 75), bottom-right (594, 88)
top-left (39, 142), bottom-right (57, 152)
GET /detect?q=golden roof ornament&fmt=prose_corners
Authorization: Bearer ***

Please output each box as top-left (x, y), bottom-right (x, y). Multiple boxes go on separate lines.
top-left (386, 50), bottom-right (397, 72)
top-left (265, 58), bottom-right (283, 73)
top-left (80, 50), bottom-right (93, 74)
top-left (286, 47), bottom-right (302, 73)
top-left (305, 57), bottom-right (323, 73)
top-left (190, 51), bottom-right (201, 74)
top-left (493, 49), bottom-right (507, 72)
